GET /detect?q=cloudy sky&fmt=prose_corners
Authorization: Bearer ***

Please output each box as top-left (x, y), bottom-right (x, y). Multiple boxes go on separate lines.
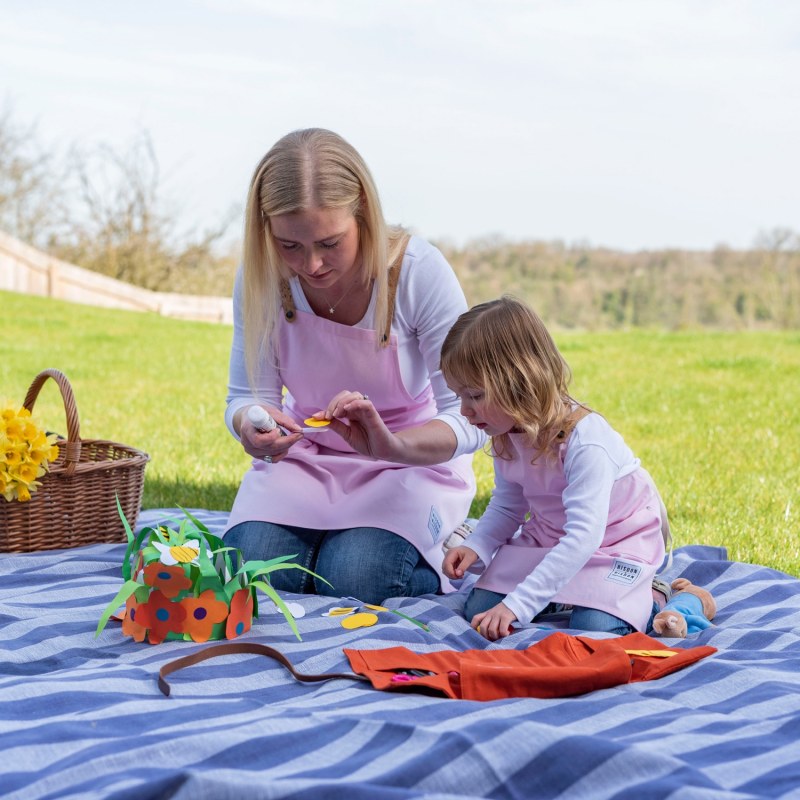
top-left (2, 0), bottom-right (798, 251)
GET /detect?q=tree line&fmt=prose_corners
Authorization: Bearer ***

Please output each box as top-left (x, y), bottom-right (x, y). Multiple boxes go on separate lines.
top-left (440, 230), bottom-right (800, 330)
top-left (2, 108), bottom-right (798, 329)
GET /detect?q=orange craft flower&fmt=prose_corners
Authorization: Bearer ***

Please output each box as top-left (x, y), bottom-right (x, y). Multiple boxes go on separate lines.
top-left (226, 588), bottom-right (254, 639)
top-left (122, 595), bottom-right (150, 643)
top-left (143, 589), bottom-right (186, 644)
top-left (181, 590), bottom-right (230, 643)
top-left (142, 563), bottom-right (192, 599)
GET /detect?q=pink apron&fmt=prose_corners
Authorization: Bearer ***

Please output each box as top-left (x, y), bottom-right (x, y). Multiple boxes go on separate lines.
top-left (474, 436), bottom-right (664, 631)
top-left (226, 309), bottom-right (476, 591)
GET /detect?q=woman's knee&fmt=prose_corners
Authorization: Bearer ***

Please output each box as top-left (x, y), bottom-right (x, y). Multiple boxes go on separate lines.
top-left (224, 521), bottom-right (321, 594)
top-left (224, 521), bottom-right (271, 562)
top-left (315, 528), bottom-right (436, 604)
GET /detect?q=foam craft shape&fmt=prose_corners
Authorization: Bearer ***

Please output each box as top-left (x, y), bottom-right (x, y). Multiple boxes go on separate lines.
top-left (341, 612), bottom-right (379, 629)
top-left (95, 499), bottom-right (329, 645)
top-left (324, 607), bottom-right (357, 617)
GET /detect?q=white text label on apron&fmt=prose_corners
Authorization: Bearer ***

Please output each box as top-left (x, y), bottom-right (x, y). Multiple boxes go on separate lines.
top-left (428, 506), bottom-right (443, 543)
top-left (605, 559), bottom-right (643, 586)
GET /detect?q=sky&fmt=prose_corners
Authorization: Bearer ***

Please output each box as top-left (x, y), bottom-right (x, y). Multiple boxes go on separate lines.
top-left (2, 0), bottom-right (799, 252)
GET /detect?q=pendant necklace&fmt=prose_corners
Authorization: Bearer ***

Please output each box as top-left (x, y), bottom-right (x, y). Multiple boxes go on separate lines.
top-left (322, 271), bottom-right (363, 316)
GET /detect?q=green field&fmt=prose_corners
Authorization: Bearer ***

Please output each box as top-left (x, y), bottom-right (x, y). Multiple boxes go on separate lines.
top-left (2, 290), bottom-right (798, 575)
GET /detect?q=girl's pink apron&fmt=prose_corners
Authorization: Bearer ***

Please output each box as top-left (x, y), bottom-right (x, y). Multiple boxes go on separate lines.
top-left (226, 310), bottom-right (476, 591)
top-left (474, 436), bottom-right (664, 631)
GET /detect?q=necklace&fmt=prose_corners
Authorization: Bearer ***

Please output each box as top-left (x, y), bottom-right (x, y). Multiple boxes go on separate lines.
top-left (321, 271), bottom-right (363, 316)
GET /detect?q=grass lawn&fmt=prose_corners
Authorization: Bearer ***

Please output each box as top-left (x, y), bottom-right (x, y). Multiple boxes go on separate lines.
top-left (2, 289), bottom-right (798, 575)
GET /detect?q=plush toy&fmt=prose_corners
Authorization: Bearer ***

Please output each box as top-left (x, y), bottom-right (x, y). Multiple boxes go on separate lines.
top-left (651, 577), bottom-right (717, 638)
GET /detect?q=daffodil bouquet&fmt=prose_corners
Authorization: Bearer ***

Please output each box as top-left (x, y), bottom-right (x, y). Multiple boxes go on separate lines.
top-left (96, 500), bottom-right (327, 644)
top-left (1, 405), bottom-right (60, 502)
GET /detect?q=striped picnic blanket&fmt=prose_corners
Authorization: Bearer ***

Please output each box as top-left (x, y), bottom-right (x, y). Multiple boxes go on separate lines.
top-left (1, 508), bottom-right (798, 799)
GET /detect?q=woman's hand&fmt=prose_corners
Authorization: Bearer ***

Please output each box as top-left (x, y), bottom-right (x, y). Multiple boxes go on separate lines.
top-left (471, 602), bottom-right (517, 641)
top-left (316, 390), bottom-right (459, 465)
top-left (318, 390), bottom-right (403, 460)
top-left (239, 405), bottom-right (302, 463)
top-left (442, 545), bottom-right (479, 580)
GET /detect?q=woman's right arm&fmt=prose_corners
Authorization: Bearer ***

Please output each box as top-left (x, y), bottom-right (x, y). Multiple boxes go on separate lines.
top-left (225, 268), bottom-right (284, 440)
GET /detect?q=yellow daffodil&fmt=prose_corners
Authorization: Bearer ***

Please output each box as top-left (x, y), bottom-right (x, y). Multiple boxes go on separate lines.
top-left (0, 404), bottom-right (59, 502)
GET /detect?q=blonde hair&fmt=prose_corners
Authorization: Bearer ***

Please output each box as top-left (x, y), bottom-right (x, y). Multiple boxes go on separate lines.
top-left (242, 128), bottom-right (406, 384)
top-left (440, 295), bottom-right (586, 459)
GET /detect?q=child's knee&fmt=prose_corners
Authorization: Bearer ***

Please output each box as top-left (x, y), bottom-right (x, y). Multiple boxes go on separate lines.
top-left (464, 588), bottom-right (504, 621)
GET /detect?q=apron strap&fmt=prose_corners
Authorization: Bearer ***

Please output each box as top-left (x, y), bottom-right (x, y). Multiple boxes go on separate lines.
top-left (279, 279), bottom-right (296, 322)
top-left (383, 233), bottom-right (408, 342)
top-left (558, 404), bottom-right (592, 440)
top-left (157, 641), bottom-right (369, 696)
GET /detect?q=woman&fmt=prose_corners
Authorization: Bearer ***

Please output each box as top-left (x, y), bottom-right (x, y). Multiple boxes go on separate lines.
top-left (224, 128), bottom-right (485, 604)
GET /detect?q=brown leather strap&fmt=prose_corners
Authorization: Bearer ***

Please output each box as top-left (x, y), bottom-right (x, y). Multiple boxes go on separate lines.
top-left (157, 642), bottom-right (368, 696)
top-left (279, 278), bottom-right (296, 322)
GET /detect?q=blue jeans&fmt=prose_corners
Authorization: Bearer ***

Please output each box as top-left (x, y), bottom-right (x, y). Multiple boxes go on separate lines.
top-left (464, 587), bottom-right (650, 636)
top-left (224, 521), bottom-right (439, 605)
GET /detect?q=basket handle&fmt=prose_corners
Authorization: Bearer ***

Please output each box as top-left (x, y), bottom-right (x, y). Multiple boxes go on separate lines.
top-left (23, 368), bottom-right (82, 473)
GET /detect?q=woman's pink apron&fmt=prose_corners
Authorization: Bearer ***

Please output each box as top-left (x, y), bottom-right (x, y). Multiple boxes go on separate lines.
top-left (474, 437), bottom-right (664, 631)
top-left (226, 310), bottom-right (476, 591)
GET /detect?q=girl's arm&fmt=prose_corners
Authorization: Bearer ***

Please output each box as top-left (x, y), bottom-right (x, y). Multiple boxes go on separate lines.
top-left (460, 464), bottom-right (529, 566)
top-left (502, 441), bottom-right (618, 623)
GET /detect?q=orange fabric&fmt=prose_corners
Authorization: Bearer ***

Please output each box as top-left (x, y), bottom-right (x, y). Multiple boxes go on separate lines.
top-left (344, 631), bottom-right (716, 701)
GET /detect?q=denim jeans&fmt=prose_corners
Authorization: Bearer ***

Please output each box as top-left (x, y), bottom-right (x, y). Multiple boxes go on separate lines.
top-left (464, 587), bottom-right (653, 636)
top-left (225, 520), bottom-right (439, 605)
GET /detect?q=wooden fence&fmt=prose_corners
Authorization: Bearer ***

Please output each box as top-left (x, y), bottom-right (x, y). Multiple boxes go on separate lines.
top-left (0, 230), bottom-right (232, 324)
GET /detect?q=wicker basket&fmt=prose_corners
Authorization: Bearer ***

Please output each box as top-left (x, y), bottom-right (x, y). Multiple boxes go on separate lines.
top-left (0, 368), bottom-right (150, 552)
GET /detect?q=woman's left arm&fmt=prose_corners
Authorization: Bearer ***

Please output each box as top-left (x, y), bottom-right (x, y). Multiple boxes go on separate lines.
top-left (325, 392), bottom-right (462, 465)
top-left (326, 241), bottom-right (486, 464)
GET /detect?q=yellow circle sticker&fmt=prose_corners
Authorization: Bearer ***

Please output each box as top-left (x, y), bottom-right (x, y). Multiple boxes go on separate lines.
top-left (303, 417), bottom-right (331, 427)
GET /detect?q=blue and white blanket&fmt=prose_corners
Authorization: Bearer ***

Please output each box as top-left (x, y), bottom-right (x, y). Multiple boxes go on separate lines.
top-left (1, 508), bottom-right (799, 799)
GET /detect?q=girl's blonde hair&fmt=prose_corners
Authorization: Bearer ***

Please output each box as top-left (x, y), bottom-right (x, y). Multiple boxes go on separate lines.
top-left (440, 295), bottom-right (585, 459)
top-left (242, 128), bottom-right (406, 384)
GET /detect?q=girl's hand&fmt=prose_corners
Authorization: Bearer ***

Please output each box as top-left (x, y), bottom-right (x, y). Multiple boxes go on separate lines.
top-left (240, 406), bottom-right (302, 463)
top-left (471, 602), bottom-right (518, 641)
top-left (320, 390), bottom-right (402, 460)
top-left (442, 546), bottom-right (479, 580)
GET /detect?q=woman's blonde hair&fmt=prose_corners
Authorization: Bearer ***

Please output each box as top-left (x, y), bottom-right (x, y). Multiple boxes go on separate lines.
top-left (440, 295), bottom-right (585, 459)
top-left (242, 128), bottom-right (407, 384)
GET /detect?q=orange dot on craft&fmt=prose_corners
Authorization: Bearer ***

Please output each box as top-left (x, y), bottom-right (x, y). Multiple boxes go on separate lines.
top-left (304, 417), bottom-right (331, 428)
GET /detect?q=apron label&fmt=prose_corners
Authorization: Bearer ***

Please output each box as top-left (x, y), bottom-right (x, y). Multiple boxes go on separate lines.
top-left (605, 559), bottom-right (643, 586)
top-left (428, 506), bottom-right (443, 542)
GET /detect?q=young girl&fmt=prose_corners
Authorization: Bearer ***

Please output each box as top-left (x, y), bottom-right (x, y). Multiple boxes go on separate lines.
top-left (440, 296), bottom-right (666, 640)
